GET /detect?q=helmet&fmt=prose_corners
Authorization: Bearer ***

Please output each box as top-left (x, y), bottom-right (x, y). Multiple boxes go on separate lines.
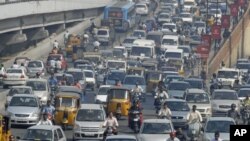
top-left (231, 103), bottom-right (236, 108)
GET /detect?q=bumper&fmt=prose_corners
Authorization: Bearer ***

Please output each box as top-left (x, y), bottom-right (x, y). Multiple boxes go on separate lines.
top-left (3, 80), bottom-right (26, 85)
top-left (10, 117), bottom-right (39, 125)
top-left (28, 72), bottom-right (45, 77)
top-left (73, 131), bottom-right (104, 140)
top-left (171, 119), bottom-right (188, 127)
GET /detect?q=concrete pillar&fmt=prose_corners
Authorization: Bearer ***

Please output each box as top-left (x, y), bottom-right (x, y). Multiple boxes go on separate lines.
top-left (6, 31), bottom-right (27, 45)
top-left (29, 28), bottom-right (49, 41)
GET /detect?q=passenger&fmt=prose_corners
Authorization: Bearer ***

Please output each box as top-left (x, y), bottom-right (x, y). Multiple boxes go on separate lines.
top-left (51, 47), bottom-right (58, 54)
top-left (158, 103), bottom-right (172, 119)
top-left (48, 73), bottom-right (58, 86)
top-left (187, 105), bottom-right (202, 125)
top-left (243, 95), bottom-right (250, 106)
top-left (42, 100), bottom-right (55, 119)
top-left (0, 64), bottom-right (5, 76)
top-left (103, 112), bottom-right (119, 135)
top-left (176, 128), bottom-right (188, 141)
top-left (74, 80), bottom-right (82, 90)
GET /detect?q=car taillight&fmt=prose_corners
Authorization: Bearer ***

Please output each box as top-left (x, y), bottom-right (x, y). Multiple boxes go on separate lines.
top-left (20, 75), bottom-right (25, 78)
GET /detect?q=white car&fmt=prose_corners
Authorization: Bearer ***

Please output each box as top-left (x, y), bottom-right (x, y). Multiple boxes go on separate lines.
top-left (95, 85), bottom-right (111, 105)
top-left (106, 135), bottom-right (138, 141)
top-left (19, 125), bottom-right (67, 141)
top-left (210, 8), bottom-right (222, 19)
top-left (179, 12), bottom-right (193, 23)
top-left (2, 68), bottom-right (28, 89)
top-left (157, 13), bottom-right (171, 25)
top-left (138, 119), bottom-right (175, 141)
top-left (27, 60), bottom-right (45, 77)
top-left (136, 3), bottom-right (149, 15)
top-left (192, 21), bottom-right (206, 35)
top-left (83, 70), bottom-right (96, 91)
top-left (7, 94), bottom-right (41, 126)
top-left (161, 23), bottom-right (177, 33)
top-left (26, 78), bottom-right (50, 105)
top-left (6, 86), bottom-right (34, 104)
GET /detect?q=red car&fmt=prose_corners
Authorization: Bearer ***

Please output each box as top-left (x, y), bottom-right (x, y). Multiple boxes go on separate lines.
top-left (46, 54), bottom-right (67, 73)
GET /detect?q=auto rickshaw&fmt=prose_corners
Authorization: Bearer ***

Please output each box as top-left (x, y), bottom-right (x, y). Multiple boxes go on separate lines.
top-left (0, 114), bottom-right (14, 141)
top-left (127, 67), bottom-right (145, 76)
top-left (141, 61), bottom-right (158, 71)
top-left (54, 92), bottom-right (81, 130)
top-left (145, 70), bottom-right (163, 93)
top-left (106, 87), bottom-right (131, 120)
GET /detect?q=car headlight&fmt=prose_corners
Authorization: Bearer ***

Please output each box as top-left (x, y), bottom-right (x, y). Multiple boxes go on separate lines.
top-left (74, 124), bottom-right (80, 131)
top-left (31, 113), bottom-right (39, 117)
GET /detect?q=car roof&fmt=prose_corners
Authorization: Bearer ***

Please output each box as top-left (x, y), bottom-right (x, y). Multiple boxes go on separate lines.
top-left (10, 86), bottom-right (32, 89)
top-left (186, 88), bottom-right (206, 93)
top-left (184, 78), bottom-right (203, 81)
top-left (166, 75), bottom-right (183, 78)
top-left (80, 104), bottom-right (103, 110)
top-left (143, 119), bottom-right (171, 123)
top-left (169, 81), bottom-right (189, 84)
top-left (218, 68), bottom-right (239, 72)
top-left (12, 94), bottom-right (38, 98)
top-left (99, 85), bottom-right (112, 88)
top-left (206, 117), bottom-right (235, 122)
top-left (106, 135), bottom-right (137, 139)
top-left (27, 78), bottom-right (47, 82)
top-left (28, 125), bottom-right (61, 130)
top-left (66, 68), bottom-right (82, 72)
top-left (125, 75), bottom-right (144, 78)
top-left (239, 88), bottom-right (250, 90)
top-left (214, 89), bottom-right (236, 93)
top-left (56, 92), bottom-right (80, 98)
top-left (55, 73), bottom-right (73, 76)
top-left (109, 70), bottom-right (126, 73)
top-left (165, 98), bottom-right (186, 102)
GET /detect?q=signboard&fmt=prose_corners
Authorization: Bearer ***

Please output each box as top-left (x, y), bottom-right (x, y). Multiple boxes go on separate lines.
top-left (238, 0), bottom-right (245, 7)
top-left (196, 44), bottom-right (210, 59)
top-left (211, 25), bottom-right (221, 39)
top-left (221, 15), bottom-right (231, 29)
top-left (230, 4), bottom-right (239, 17)
top-left (201, 34), bottom-right (212, 47)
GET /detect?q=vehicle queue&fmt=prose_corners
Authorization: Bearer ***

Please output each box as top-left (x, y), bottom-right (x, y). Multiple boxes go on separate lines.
top-left (0, 0), bottom-right (249, 141)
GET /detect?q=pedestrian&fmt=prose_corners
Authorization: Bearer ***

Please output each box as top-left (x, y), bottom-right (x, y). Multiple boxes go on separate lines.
top-left (210, 131), bottom-right (223, 141)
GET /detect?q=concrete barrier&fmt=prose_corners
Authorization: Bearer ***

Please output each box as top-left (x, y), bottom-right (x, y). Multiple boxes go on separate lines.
top-left (208, 4), bottom-right (250, 76)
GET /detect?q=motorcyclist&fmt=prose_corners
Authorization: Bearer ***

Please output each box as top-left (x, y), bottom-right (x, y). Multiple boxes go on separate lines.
top-left (0, 64), bottom-right (5, 78)
top-left (176, 128), bottom-right (188, 141)
top-left (136, 57), bottom-right (142, 67)
top-left (155, 88), bottom-right (169, 99)
top-left (227, 103), bottom-right (241, 124)
top-left (42, 100), bottom-right (55, 120)
top-left (37, 113), bottom-right (53, 125)
top-left (167, 132), bottom-right (180, 141)
top-left (60, 74), bottom-right (68, 85)
top-left (48, 73), bottom-right (58, 86)
top-left (35, 72), bottom-right (41, 79)
top-left (132, 83), bottom-right (143, 93)
top-left (232, 79), bottom-right (241, 91)
top-left (243, 95), bottom-right (250, 106)
top-left (51, 47), bottom-right (58, 54)
top-left (210, 73), bottom-right (219, 94)
top-left (158, 103), bottom-right (172, 119)
top-left (103, 112), bottom-right (119, 136)
top-left (187, 105), bottom-right (202, 125)
top-left (20, 63), bottom-right (27, 73)
top-left (128, 100), bottom-right (143, 128)
top-left (74, 79), bottom-right (82, 90)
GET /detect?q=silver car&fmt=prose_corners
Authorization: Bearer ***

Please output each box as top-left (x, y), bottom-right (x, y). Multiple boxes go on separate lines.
top-left (165, 99), bottom-right (189, 128)
top-left (167, 81), bottom-right (190, 99)
top-left (202, 117), bottom-right (235, 141)
top-left (123, 75), bottom-right (146, 93)
top-left (211, 89), bottom-right (240, 117)
top-left (7, 94), bottom-right (41, 125)
top-left (137, 119), bottom-right (175, 141)
top-left (26, 78), bottom-right (50, 105)
top-left (27, 60), bottom-right (45, 77)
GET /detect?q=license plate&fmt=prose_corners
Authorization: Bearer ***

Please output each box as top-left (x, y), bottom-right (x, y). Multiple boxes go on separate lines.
top-left (85, 133), bottom-right (95, 136)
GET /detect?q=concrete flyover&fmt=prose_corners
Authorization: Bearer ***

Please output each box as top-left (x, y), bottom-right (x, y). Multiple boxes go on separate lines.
top-left (208, 3), bottom-right (250, 76)
top-left (0, 0), bottom-right (112, 53)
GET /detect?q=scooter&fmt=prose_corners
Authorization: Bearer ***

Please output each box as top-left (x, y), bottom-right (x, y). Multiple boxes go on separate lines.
top-left (187, 119), bottom-right (201, 141)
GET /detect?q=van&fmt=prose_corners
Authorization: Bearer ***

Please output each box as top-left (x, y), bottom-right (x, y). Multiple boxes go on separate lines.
top-left (130, 39), bottom-right (156, 60)
top-left (164, 49), bottom-right (183, 60)
top-left (73, 104), bottom-right (106, 140)
top-left (161, 35), bottom-right (179, 50)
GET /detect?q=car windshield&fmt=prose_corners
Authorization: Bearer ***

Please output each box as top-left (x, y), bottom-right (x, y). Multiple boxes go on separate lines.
top-left (56, 75), bottom-right (74, 85)
top-left (124, 76), bottom-right (145, 85)
top-left (107, 62), bottom-right (125, 69)
top-left (76, 109), bottom-right (104, 121)
top-left (97, 30), bottom-right (107, 35)
top-left (191, 35), bottom-right (201, 41)
top-left (98, 87), bottom-right (110, 95)
top-left (133, 31), bottom-right (145, 37)
top-left (8, 88), bottom-right (32, 96)
top-left (84, 57), bottom-right (100, 64)
top-left (184, 80), bottom-right (203, 89)
top-left (206, 120), bottom-right (234, 133)
top-left (236, 63), bottom-right (250, 69)
top-left (212, 92), bottom-right (238, 100)
top-left (109, 89), bottom-right (129, 99)
top-left (166, 101), bottom-right (190, 111)
top-left (107, 72), bottom-right (126, 81)
top-left (184, 1), bottom-right (194, 5)
top-left (56, 97), bottom-right (76, 107)
top-left (178, 47), bottom-right (190, 53)
top-left (147, 73), bottom-right (160, 80)
top-left (77, 65), bottom-right (93, 71)
top-left (28, 61), bottom-right (42, 68)
top-left (217, 71), bottom-right (238, 79)
top-left (141, 123), bottom-right (172, 134)
top-left (7, 69), bottom-right (22, 73)
top-left (186, 93), bottom-right (210, 104)
top-left (165, 52), bottom-right (181, 58)
top-left (164, 76), bottom-right (183, 84)
top-left (23, 129), bottom-right (52, 141)
top-left (162, 39), bottom-right (177, 45)
top-left (159, 14), bottom-right (170, 18)
top-left (123, 38), bottom-right (135, 44)
top-left (131, 47), bottom-right (152, 57)
top-left (9, 97), bottom-right (38, 107)
top-left (66, 71), bottom-right (84, 80)
top-left (238, 89), bottom-right (250, 97)
top-left (168, 83), bottom-right (189, 90)
top-left (113, 50), bottom-right (123, 57)
top-left (84, 71), bottom-right (93, 78)
top-left (180, 13), bottom-right (191, 17)
top-left (26, 81), bottom-right (46, 91)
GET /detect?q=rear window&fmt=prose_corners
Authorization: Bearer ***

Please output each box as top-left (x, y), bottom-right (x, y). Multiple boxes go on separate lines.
top-left (7, 69), bottom-right (22, 73)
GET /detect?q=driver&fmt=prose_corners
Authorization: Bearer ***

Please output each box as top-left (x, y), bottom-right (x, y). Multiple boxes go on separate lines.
top-left (187, 105), bottom-right (202, 124)
top-left (42, 100), bottom-right (55, 119)
top-left (132, 82), bottom-right (143, 93)
top-left (158, 103), bottom-right (172, 119)
top-left (37, 113), bottom-right (53, 125)
top-left (103, 112), bottom-right (119, 135)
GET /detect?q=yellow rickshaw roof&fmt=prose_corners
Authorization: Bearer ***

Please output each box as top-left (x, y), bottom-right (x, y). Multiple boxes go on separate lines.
top-left (55, 92), bottom-right (81, 98)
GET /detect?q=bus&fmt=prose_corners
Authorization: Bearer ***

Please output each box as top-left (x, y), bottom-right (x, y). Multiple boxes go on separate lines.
top-left (103, 1), bottom-right (137, 32)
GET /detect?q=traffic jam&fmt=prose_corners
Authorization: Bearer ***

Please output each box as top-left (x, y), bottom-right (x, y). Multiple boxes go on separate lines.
top-left (0, 0), bottom-right (249, 141)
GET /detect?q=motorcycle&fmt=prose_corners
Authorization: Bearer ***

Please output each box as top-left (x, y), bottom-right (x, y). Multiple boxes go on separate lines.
top-left (187, 119), bottom-right (201, 141)
top-left (241, 105), bottom-right (250, 125)
top-left (154, 93), bottom-right (166, 114)
top-left (103, 126), bottom-right (115, 141)
top-left (129, 110), bottom-right (141, 133)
